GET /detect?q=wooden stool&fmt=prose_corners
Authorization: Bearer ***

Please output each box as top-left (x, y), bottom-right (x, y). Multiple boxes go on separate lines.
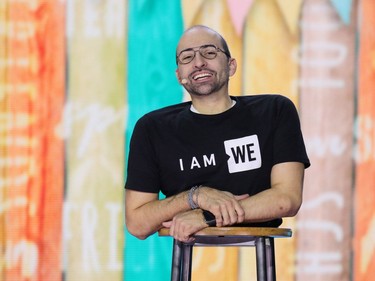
top-left (158, 226), bottom-right (292, 281)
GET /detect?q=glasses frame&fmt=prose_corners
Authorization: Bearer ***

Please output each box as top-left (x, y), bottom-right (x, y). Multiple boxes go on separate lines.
top-left (176, 44), bottom-right (230, 65)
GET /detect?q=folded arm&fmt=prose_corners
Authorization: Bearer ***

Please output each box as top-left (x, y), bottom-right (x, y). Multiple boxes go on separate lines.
top-left (165, 162), bottom-right (305, 242)
top-left (125, 185), bottom-right (247, 240)
top-left (125, 161), bottom-right (305, 241)
top-left (125, 189), bottom-right (191, 240)
top-left (238, 161), bottom-right (305, 223)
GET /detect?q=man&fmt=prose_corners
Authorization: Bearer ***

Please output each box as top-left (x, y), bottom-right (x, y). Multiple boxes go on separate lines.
top-left (125, 25), bottom-right (310, 243)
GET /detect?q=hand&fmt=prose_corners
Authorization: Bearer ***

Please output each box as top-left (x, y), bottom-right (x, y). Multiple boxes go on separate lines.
top-left (197, 187), bottom-right (249, 227)
top-left (162, 209), bottom-right (207, 243)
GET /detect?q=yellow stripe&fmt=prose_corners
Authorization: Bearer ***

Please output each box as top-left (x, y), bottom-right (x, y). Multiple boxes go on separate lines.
top-left (65, 1), bottom-right (126, 280)
top-left (242, 1), bottom-right (301, 280)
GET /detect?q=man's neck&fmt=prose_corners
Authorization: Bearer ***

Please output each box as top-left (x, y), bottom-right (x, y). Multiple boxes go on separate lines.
top-left (190, 94), bottom-right (234, 115)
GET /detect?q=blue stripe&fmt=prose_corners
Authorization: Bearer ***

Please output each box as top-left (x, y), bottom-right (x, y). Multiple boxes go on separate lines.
top-left (125, 0), bottom-right (183, 280)
top-left (330, 0), bottom-right (352, 24)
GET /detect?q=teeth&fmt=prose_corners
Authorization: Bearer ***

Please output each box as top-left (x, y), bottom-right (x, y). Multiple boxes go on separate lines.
top-left (193, 73), bottom-right (211, 80)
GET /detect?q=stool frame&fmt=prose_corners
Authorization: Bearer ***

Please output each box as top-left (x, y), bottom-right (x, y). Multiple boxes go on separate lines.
top-left (159, 227), bottom-right (292, 281)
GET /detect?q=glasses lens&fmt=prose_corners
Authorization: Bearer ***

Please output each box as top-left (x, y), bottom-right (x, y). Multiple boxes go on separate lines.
top-left (178, 50), bottom-right (195, 64)
top-left (200, 45), bottom-right (218, 59)
top-left (177, 45), bottom-right (219, 64)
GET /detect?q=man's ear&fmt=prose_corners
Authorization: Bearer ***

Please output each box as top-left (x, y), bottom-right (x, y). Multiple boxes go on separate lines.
top-left (228, 58), bottom-right (237, 77)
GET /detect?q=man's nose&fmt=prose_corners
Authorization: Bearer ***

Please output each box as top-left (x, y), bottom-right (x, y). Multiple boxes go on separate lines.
top-left (193, 52), bottom-right (207, 68)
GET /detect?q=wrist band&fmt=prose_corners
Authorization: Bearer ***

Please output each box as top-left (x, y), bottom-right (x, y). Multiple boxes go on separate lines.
top-left (203, 210), bottom-right (216, 226)
top-left (188, 185), bottom-right (200, 209)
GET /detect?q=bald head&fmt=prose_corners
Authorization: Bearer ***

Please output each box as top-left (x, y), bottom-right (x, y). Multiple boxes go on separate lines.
top-left (176, 25), bottom-right (231, 61)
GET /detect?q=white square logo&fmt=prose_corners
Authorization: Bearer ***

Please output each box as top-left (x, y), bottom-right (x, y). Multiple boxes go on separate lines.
top-left (224, 135), bottom-right (262, 173)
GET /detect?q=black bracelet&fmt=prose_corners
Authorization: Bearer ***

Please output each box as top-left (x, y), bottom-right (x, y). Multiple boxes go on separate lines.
top-left (202, 210), bottom-right (216, 227)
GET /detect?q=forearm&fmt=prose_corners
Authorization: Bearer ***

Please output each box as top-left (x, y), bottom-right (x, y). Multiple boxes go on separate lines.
top-left (240, 187), bottom-right (302, 223)
top-left (237, 162), bottom-right (304, 224)
top-left (125, 190), bottom-right (191, 239)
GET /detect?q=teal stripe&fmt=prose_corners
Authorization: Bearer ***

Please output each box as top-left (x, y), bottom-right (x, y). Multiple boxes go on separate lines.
top-left (330, 0), bottom-right (352, 24)
top-left (125, 0), bottom-right (183, 280)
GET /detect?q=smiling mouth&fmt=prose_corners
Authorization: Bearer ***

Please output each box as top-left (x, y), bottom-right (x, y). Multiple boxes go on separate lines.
top-left (193, 72), bottom-right (212, 81)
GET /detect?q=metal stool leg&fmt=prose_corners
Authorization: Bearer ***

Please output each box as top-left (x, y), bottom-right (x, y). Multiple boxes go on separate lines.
top-left (265, 237), bottom-right (276, 281)
top-left (171, 239), bottom-right (182, 281)
top-left (181, 243), bottom-right (193, 281)
top-left (256, 237), bottom-right (267, 281)
top-left (164, 229), bottom-right (288, 281)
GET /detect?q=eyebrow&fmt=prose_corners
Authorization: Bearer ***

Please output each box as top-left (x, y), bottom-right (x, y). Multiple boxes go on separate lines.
top-left (178, 44), bottom-right (216, 54)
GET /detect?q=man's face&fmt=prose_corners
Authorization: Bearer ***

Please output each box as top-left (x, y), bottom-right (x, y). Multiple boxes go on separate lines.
top-left (176, 28), bottom-right (236, 97)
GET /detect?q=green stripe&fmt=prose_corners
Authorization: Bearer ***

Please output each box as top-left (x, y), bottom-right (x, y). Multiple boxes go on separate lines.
top-left (125, 0), bottom-right (183, 280)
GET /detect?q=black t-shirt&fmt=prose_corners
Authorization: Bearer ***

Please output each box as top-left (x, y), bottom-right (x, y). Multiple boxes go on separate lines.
top-left (125, 94), bottom-right (310, 197)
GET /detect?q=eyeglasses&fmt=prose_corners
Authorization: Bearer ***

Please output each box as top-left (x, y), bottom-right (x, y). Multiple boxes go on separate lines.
top-left (176, 44), bottom-right (230, 65)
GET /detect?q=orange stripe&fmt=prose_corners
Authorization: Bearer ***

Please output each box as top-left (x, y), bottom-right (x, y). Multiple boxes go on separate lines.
top-left (355, 0), bottom-right (375, 279)
top-left (1, 1), bottom-right (65, 280)
top-left (0, 2), bottom-right (8, 279)
top-left (35, 1), bottom-right (65, 280)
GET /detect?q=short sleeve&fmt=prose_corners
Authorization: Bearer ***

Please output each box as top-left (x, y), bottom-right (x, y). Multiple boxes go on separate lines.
top-left (125, 116), bottom-right (161, 193)
top-left (273, 96), bottom-right (310, 168)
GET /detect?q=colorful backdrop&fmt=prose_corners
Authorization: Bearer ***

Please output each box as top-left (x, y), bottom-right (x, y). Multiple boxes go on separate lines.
top-left (0, 0), bottom-right (374, 280)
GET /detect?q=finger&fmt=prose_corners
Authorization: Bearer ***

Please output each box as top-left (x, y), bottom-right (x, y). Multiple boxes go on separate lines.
top-left (234, 203), bottom-right (246, 223)
top-left (169, 218), bottom-right (177, 236)
top-left (234, 194), bottom-right (250, 200)
top-left (213, 211), bottom-right (223, 226)
top-left (210, 201), bottom-right (230, 226)
top-left (175, 226), bottom-right (188, 242)
top-left (227, 208), bottom-right (239, 225)
top-left (221, 199), bottom-right (244, 224)
top-left (177, 235), bottom-right (192, 243)
top-left (185, 236), bottom-right (195, 243)
top-left (162, 221), bottom-right (172, 228)
top-left (222, 200), bottom-right (241, 225)
top-left (220, 207), bottom-right (231, 226)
